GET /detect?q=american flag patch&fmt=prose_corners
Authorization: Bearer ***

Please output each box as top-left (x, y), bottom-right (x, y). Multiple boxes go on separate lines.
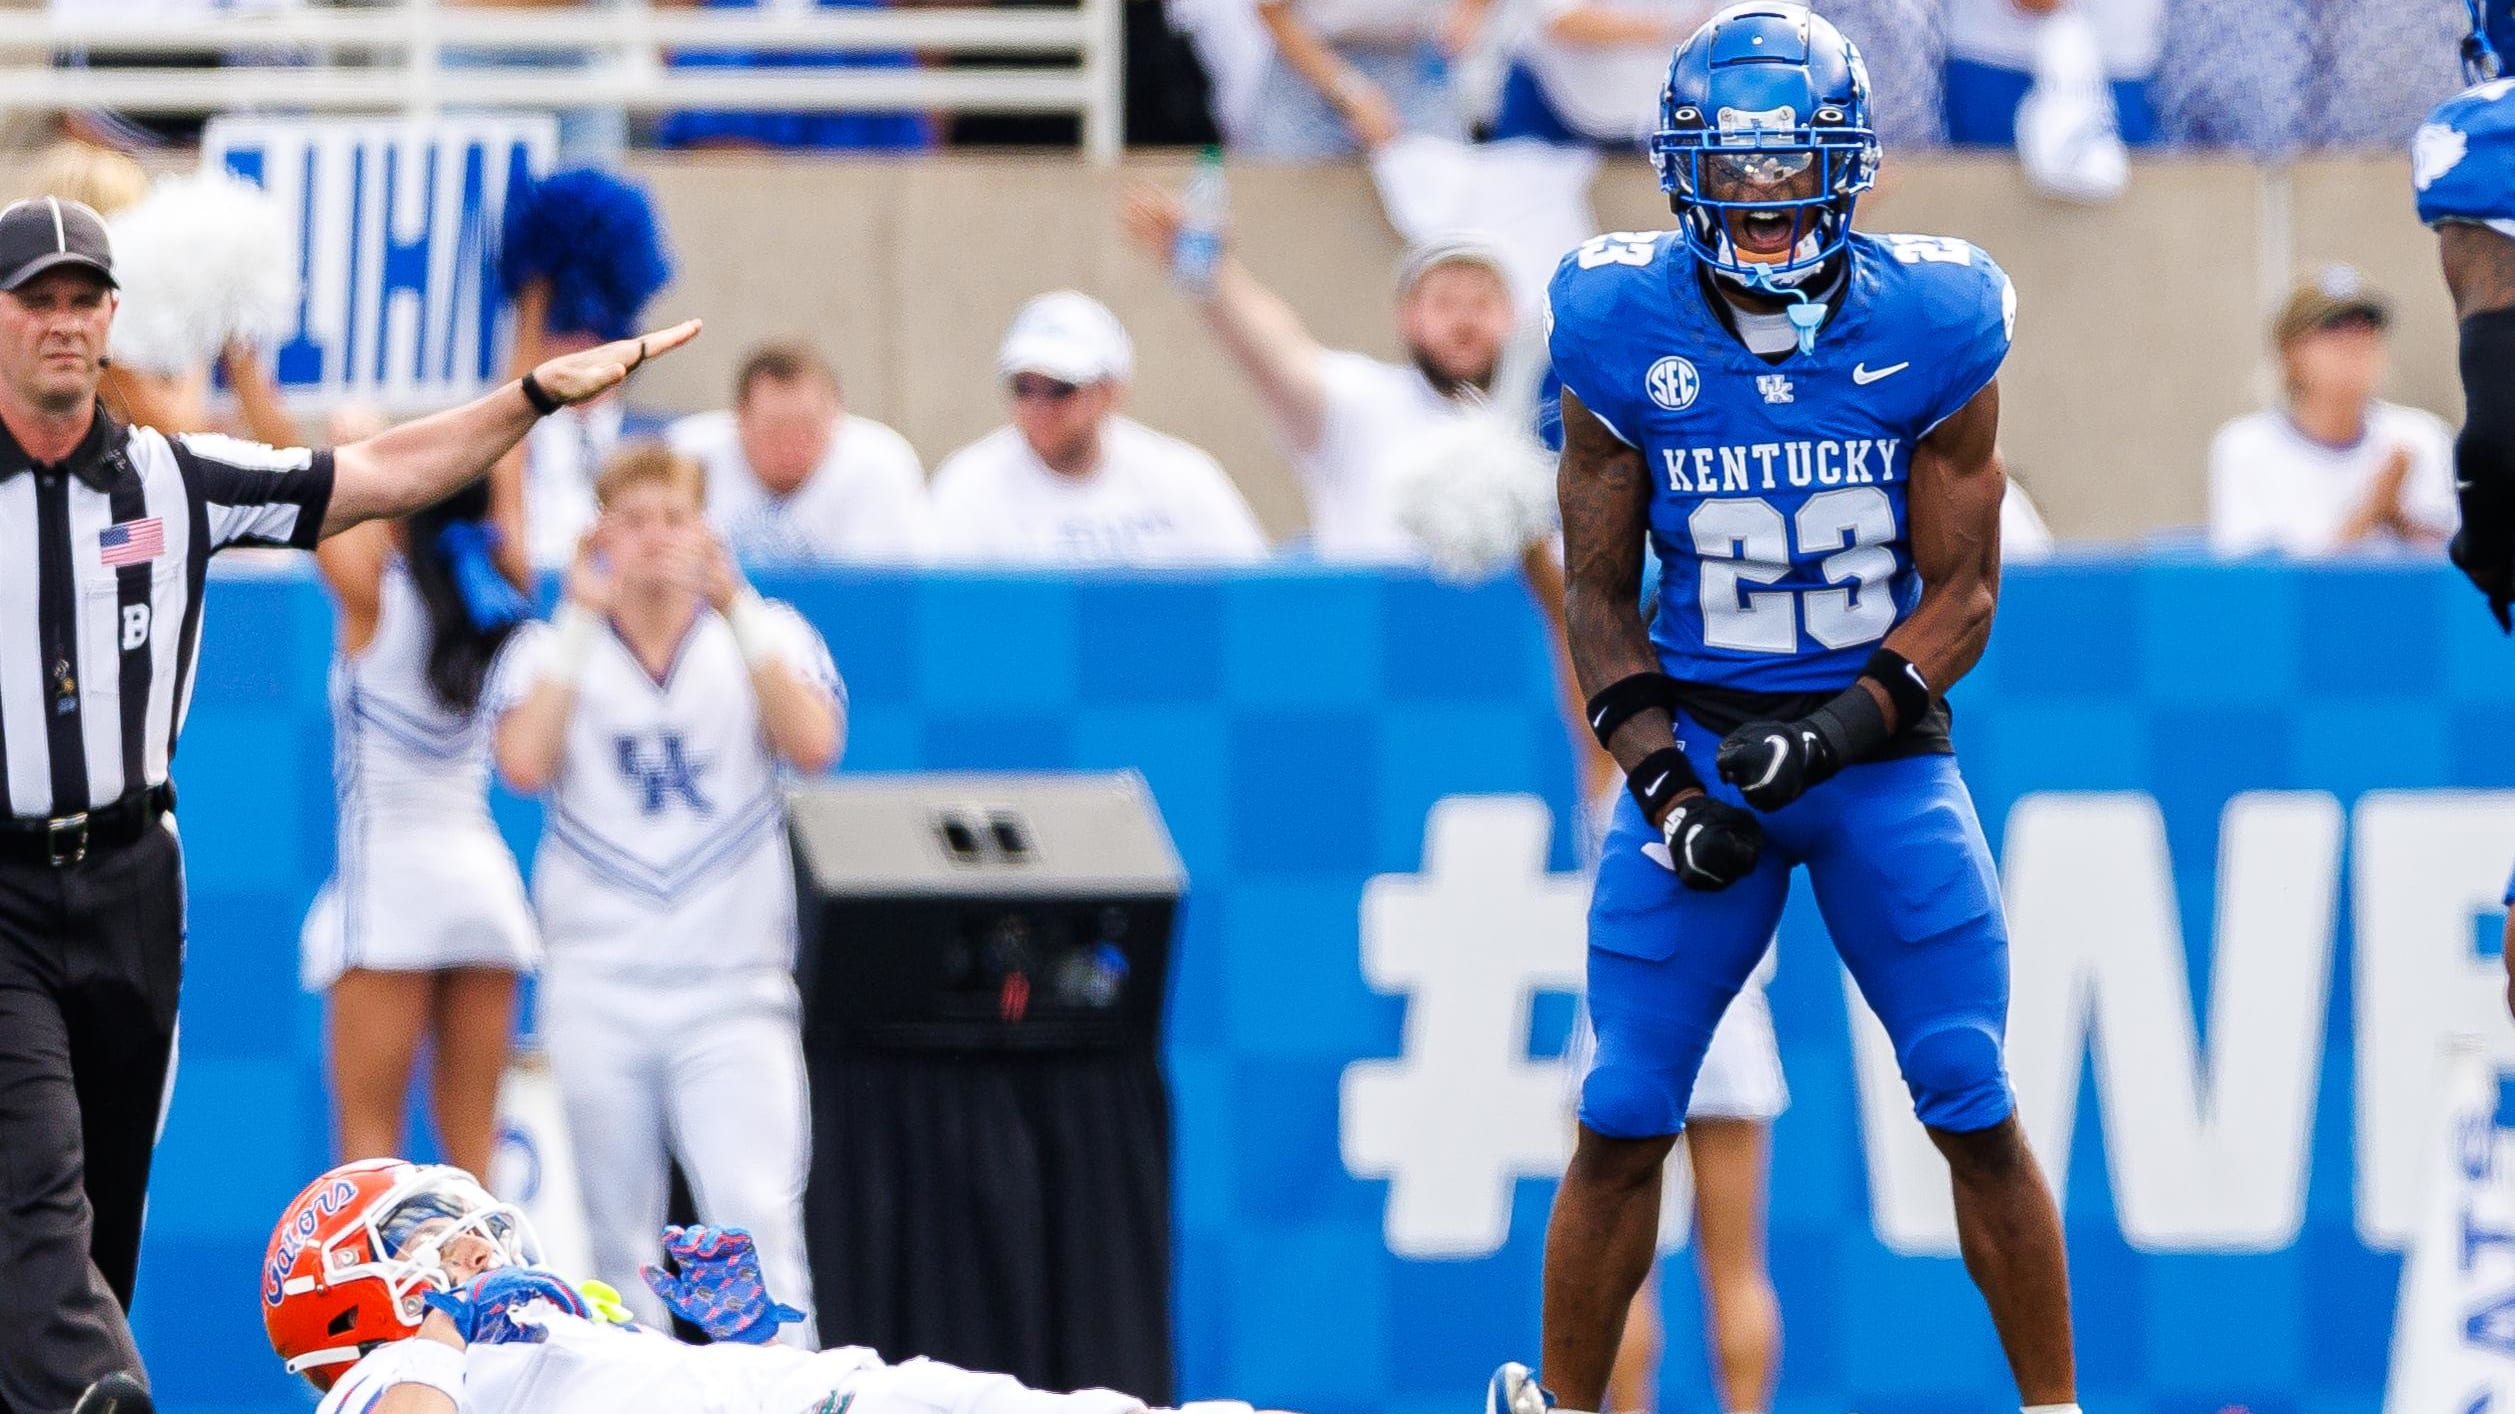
top-left (98, 517), bottom-right (163, 568)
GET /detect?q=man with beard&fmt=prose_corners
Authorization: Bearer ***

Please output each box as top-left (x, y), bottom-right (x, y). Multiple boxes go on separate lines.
top-left (1122, 188), bottom-right (1517, 563)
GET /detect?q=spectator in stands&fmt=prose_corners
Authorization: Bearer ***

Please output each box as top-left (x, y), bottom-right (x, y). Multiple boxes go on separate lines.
top-left (1813, 0), bottom-right (1948, 151)
top-left (1242, 0), bottom-right (1467, 159)
top-left (1944, 0), bottom-right (2162, 147)
top-left (667, 340), bottom-right (933, 562)
top-left (2155, 0), bottom-right (2463, 155)
top-left (1470, 0), bottom-right (1940, 154)
top-left (1171, 0), bottom-right (1274, 144)
top-left (2208, 266), bottom-right (2455, 559)
top-left (1484, 1), bottom-right (1724, 152)
top-left (929, 292), bottom-right (1269, 565)
top-left (1125, 188), bottom-right (1513, 561)
top-left (654, 0), bottom-right (934, 151)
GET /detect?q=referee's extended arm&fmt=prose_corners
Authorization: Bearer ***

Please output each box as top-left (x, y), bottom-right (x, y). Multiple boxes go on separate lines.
top-left (321, 317), bottom-right (702, 535)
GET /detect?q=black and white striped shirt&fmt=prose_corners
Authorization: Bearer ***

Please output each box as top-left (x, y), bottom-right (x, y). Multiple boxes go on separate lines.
top-left (0, 405), bottom-right (333, 819)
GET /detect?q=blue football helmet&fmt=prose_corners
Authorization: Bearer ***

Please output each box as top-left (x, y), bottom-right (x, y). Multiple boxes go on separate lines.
top-left (1653, 3), bottom-right (1878, 293)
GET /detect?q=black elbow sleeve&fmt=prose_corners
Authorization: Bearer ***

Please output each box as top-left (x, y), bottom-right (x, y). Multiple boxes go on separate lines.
top-left (2457, 306), bottom-right (2515, 547)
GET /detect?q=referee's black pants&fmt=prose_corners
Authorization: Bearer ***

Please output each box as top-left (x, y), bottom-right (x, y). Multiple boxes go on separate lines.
top-left (0, 823), bottom-right (183, 1414)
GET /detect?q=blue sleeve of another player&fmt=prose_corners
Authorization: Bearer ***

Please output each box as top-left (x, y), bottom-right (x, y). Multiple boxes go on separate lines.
top-left (1546, 247), bottom-right (1642, 447)
top-left (1919, 248), bottom-right (2016, 435)
top-left (2416, 83), bottom-right (2515, 228)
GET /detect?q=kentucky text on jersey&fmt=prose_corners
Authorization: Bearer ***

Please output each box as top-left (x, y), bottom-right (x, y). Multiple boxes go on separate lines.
top-left (1659, 438), bottom-right (1904, 494)
top-left (1547, 227), bottom-right (2014, 692)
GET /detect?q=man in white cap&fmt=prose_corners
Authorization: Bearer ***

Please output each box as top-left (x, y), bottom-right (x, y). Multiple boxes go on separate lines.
top-left (929, 291), bottom-right (1268, 566)
top-left (1122, 188), bottom-right (1518, 562)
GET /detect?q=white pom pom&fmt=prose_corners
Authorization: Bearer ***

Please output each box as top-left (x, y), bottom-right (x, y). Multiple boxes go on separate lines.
top-left (108, 170), bottom-right (298, 375)
top-left (1388, 405), bottom-right (1558, 586)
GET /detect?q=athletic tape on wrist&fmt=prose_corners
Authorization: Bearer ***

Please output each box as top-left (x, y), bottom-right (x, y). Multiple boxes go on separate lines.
top-left (550, 602), bottom-right (601, 684)
top-left (726, 592), bottom-right (778, 668)
top-left (1584, 671), bottom-right (1685, 750)
top-left (1626, 745), bottom-right (1700, 819)
top-left (389, 1338), bottom-right (467, 1403)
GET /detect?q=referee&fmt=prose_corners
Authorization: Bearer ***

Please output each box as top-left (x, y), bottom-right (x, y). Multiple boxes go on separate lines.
top-left (0, 195), bottom-right (699, 1414)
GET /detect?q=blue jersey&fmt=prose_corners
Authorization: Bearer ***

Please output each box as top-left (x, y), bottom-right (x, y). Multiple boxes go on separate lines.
top-left (2417, 78), bottom-right (2515, 231)
top-left (1546, 229), bottom-right (2013, 693)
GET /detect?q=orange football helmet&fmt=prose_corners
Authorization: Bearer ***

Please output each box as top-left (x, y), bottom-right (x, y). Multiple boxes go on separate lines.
top-left (261, 1158), bottom-right (540, 1390)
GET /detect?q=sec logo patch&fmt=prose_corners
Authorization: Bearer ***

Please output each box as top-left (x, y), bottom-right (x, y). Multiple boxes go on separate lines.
top-left (1647, 356), bottom-right (1699, 412)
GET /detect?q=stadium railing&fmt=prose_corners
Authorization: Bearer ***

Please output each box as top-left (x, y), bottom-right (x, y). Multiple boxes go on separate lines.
top-left (0, 0), bottom-right (1128, 162)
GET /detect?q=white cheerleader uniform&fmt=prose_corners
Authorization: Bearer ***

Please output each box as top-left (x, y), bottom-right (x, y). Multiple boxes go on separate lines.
top-left (486, 600), bottom-right (844, 1345)
top-left (300, 559), bottom-right (540, 992)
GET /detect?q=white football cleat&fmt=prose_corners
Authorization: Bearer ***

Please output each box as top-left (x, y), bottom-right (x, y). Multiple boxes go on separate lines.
top-left (1486, 1362), bottom-right (1550, 1414)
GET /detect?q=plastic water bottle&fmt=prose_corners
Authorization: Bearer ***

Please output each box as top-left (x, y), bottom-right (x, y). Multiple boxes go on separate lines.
top-left (1172, 147), bottom-right (1227, 298)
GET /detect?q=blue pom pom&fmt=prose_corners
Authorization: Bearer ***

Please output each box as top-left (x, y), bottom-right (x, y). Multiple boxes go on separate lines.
top-left (498, 168), bottom-right (674, 342)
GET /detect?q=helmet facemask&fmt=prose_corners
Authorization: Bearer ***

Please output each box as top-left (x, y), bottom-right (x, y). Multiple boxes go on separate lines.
top-left (1656, 100), bottom-right (1877, 293)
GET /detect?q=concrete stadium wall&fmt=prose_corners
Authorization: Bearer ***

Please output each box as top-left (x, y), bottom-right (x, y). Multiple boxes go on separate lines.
top-left (622, 151), bottom-right (2456, 546)
top-left (603, 153), bottom-right (2458, 544)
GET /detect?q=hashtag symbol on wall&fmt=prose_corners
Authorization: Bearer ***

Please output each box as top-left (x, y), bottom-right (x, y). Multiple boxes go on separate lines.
top-left (1341, 796), bottom-right (1590, 1259)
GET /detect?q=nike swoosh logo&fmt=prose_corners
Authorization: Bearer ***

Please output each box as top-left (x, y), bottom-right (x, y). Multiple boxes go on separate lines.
top-left (1852, 361), bottom-right (1910, 385)
top-left (1749, 734), bottom-right (1789, 790)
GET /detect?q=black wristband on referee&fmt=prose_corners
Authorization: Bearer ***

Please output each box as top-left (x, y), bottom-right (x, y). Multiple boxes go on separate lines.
top-left (1585, 671), bottom-right (1685, 750)
top-left (519, 371), bottom-right (563, 417)
top-left (1626, 745), bottom-right (1701, 819)
top-left (1860, 648), bottom-right (1934, 732)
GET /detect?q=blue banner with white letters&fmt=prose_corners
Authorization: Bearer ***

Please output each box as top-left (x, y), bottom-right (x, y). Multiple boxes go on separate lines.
top-left (145, 561), bottom-right (2515, 1414)
top-left (204, 116), bottom-right (554, 408)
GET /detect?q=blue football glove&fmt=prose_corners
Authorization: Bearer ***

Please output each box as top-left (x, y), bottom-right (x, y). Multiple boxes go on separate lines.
top-left (423, 1265), bottom-right (592, 1344)
top-left (639, 1225), bottom-right (804, 1345)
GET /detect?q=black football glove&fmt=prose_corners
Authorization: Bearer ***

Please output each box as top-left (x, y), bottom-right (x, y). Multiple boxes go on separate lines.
top-left (2452, 526), bottom-right (2515, 634)
top-left (1651, 792), bottom-right (1764, 891)
top-left (1716, 719), bottom-right (1840, 812)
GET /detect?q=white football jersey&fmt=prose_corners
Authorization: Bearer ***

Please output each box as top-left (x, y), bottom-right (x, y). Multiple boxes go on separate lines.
top-left (315, 1319), bottom-right (882, 1414)
top-left (489, 602), bottom-right (845, 978)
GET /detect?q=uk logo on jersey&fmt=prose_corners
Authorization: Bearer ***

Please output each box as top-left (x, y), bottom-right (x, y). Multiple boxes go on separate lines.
top-left (1647, 356), bottom-right (1700, 411)
top-left (1757, 373), bottom-right (1795, 404)
top-left (616, 733), bottom-right (713, 816)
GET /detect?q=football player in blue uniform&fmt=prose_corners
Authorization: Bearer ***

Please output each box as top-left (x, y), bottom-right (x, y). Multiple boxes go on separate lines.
top-left (2424, 4), bottom-right (2515, 1025)
top-left (2422, 0), bottom-right (2515, 637)
top-left (1488, 7), bottom-right (2077, 1414)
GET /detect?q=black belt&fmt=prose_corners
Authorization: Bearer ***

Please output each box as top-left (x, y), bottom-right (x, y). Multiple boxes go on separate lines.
top-left (0, 783), bottom-right (174, 868)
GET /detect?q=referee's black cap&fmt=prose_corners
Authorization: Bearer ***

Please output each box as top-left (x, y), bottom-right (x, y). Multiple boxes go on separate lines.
top-left (0, 197), bottom-right (115, 292)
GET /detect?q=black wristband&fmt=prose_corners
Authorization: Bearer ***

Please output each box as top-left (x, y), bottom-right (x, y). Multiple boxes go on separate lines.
top-left (1585, 671), bottom-right (1685, 750)
top-left (519, 371), bottom-right (563, 417)
top-left (2458, 305), bottom-right (2515, 545)
top-left (1859, 648), bottom-right (1933, 733)
top-left (1803, 680), bottom-right (1892, 773)
top-left (1626, 746), bottom-right (1701, 819)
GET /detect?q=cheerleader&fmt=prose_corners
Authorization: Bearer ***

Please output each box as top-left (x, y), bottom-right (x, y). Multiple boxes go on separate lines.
top-left (303, 442), bottom-right (539, 1180)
